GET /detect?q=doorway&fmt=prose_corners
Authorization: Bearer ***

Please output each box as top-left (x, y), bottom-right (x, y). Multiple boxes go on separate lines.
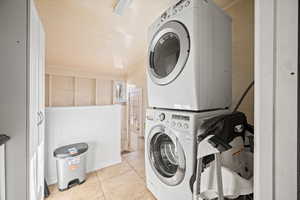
top-left (126, 86), bottom-right (144, 152)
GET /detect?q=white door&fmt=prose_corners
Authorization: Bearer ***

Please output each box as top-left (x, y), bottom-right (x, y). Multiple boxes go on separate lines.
top-left (29, 1), bottom-right (45, 200)
top-left (36, 18), bottom-right (45, 200)
top-left (127, 87), bottom-right (143, 151)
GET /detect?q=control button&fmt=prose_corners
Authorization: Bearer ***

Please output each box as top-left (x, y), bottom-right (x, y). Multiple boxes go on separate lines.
top-left (172, 9), bottom-right (177, 15)
top-left (171, 121), bottom-right (176, 127)
top-left (146, 115), bottom-right (154, 121)
top-left (177, 122), bottom-right (182, 128)
top-left (159, 113), bottom-right (166, 121)
top-left (185, 135), bottom-right (192, 141)
top-left (185, 1), bottom-right (191, 7)
top-left (183, 123), bottom-right (189, 129)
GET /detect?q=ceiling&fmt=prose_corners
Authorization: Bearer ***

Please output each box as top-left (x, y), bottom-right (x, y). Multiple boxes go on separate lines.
top-left (35, 0), bottom-right (236, 77)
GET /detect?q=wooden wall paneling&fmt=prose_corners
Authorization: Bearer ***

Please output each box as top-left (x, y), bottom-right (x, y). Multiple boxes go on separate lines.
top-left (96, 79), bottom-right (113, 105)
top-left (94, 79), bottom-right (98, 105)
top-left (46, 66), bottom-right (126, 81)
top-left (45, 71), bottom-right (121, 107)
top-left (48, 75), bottom-right (53, 106)
top-left (45, 74), bottom-right (49, 107)
top-left (74, 77), bottom-right (78, 106)
top-left (76, 77), bottom-right (96, 106)
top-left (45, 74), bottom-right (53, 107)
top-left (51, 75), bottom-right (75, 106)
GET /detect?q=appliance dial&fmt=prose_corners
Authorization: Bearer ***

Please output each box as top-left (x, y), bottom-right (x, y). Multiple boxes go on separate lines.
top-left (159, 113), bottom-right (166, 121)
top-left (185, 0), bottom-right (191, 7)
top-left (171, 121), bottom-right (176, 127)
top-left (177, 122), bottom-right (182, 128)
top-left (178, 5), bottom-right (184, 11)
top-left (172, 9), bottom-right (177, 15)
top-left (183, 123), bottom-right (189, 129)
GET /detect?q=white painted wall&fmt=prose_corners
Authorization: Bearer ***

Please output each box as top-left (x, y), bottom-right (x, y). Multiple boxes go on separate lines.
top-left (45, 105), bottom-right (122, 184)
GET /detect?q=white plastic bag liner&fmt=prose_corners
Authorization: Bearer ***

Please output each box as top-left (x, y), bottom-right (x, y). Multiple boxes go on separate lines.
top-left (221, 137), bottom-right (254, 179)
top-left (199, 137), bottom-right (254, 200)
top-left (200, 165), bottom-right (253, 199)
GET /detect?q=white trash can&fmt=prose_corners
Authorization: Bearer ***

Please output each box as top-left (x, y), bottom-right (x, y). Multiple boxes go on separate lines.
top-left (54, 143), bottom-right (88, 191)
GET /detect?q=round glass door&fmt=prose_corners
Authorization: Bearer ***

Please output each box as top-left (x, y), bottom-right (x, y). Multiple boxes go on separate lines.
top-left (148, 126), bottom-right (186, 186)
top-left (148, 21), bottom-right (190, 85)
top-left (151, 33), bottom-right (180, 79)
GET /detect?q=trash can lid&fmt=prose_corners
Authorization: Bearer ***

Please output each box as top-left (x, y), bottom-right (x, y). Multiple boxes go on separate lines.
top-left (54, 143), bottom-right (88, 158)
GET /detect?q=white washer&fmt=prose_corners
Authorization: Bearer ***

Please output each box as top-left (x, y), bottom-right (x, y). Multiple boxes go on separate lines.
top-left (147, 0), bottom-right (232, 111)
top-left (145, 108), bottom-right (228, 200)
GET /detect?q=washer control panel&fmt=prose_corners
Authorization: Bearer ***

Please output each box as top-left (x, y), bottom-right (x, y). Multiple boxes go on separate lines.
top-left (146, 111), bottom-right (192, 130)
top-left (160, 0), bottom-right (191, 22)
top-left (170, 114), bottom-right (190, 130)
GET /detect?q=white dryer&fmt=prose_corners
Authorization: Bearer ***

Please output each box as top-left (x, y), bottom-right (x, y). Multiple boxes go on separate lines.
top-left (147, 0), bottom-right (232, 111)
top-left (145, 108), bottom-right (228, 200)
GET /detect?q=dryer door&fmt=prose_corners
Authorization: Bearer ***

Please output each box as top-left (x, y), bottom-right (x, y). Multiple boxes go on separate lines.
top-left (148, 21), bottom-right (190, 85)
top-left (147, 125), bottom-right (186, 186)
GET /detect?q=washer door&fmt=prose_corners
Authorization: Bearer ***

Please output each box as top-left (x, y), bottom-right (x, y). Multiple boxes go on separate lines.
top-left (148, 126), bottom-right (186, 186)
top-left (148, 21), bottom-right (190, 85)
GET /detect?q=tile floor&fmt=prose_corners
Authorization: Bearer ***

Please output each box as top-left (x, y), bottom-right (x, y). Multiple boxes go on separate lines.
top-left (47, 151), bottom-right (156, 200)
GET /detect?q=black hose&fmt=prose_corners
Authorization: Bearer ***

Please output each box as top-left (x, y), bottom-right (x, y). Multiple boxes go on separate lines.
top-left (233, 81), bottom-right (254, 112)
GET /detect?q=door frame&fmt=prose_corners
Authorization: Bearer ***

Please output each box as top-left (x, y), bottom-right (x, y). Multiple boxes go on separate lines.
top-left (254, 0), bottom-right (298, 199)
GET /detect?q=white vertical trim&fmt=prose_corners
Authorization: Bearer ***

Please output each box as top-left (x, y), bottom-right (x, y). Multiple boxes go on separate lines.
top-left (254, 0), bottom-right (276, 199)
top-left (274, 0), bottom-right (298, 199)
top-left (0, 145), bottom-right (5, 200)
top-left (255, 0), bottom-right (298, 199)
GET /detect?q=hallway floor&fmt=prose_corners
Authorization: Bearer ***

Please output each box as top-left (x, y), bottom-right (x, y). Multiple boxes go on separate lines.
top-left (47, 151), bottom-right (156, 200)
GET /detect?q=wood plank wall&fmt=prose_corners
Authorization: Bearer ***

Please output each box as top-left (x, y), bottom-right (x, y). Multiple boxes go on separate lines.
top-left (45, 66), bottom-right (126, 107)
top-left (45, 73), bottom-right (123, 107)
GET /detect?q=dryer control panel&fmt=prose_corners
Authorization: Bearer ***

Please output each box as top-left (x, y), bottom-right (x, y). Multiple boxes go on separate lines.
top-left (160, 0), bottom-right (191, 23)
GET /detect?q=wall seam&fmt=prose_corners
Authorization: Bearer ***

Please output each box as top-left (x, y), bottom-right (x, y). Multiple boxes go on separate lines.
top-left (273, 0), bottom-right (278, 199)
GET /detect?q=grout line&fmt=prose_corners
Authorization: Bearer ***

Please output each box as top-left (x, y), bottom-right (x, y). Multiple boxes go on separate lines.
top-left (95, 171), bottom-right (108, 200)
top-left (125, 158), bottom-right (146, 181)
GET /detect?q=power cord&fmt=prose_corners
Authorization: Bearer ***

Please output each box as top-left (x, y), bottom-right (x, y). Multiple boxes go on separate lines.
top-left (232, 81), bottom-right (254, 113)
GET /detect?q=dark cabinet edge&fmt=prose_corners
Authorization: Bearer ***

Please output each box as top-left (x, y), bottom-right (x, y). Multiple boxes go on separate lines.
top-left (0, 135), bottom-right (10, 146)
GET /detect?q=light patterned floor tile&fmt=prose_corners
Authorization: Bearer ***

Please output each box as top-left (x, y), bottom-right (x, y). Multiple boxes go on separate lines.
top-left (96, 161), bottom-right (132, 181)
top-left (101, 170), bottom-right (148, 200)
top-left (122, 151), bottom-right (145, 162)
top-left (127, 160), bottom-right (146, 179)
top-left (46, 151), bottom-right (156, 200)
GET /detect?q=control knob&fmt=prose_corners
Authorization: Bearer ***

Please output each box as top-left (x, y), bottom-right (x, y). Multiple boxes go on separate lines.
top-left (185, 0), bottom-right (191, 7)
top-left (183, 123), bottom-right (189, 129)
top-left (178, 5), bottom-right (184, 11)
top-left (159, 113), bottom-right (166, 121)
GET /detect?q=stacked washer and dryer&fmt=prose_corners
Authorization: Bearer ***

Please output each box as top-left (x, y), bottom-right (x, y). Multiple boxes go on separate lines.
top-left (145, 0), bottom-right (253, 200)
